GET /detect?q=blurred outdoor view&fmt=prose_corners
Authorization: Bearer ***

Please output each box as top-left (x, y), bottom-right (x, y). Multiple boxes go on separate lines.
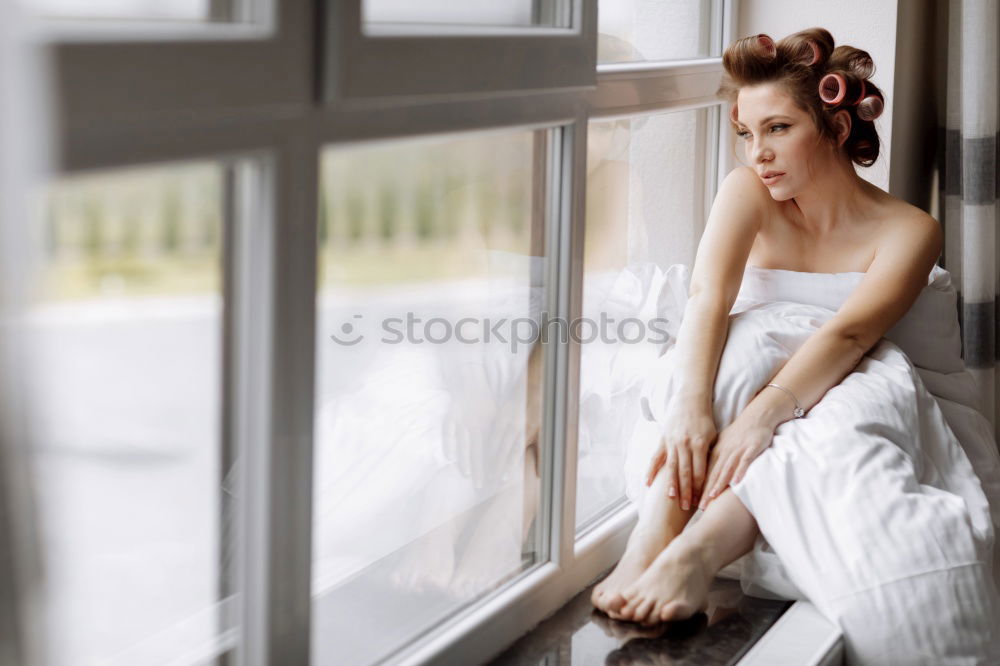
top-left (28, 162), bottom-right (229, 666)
top-left (38, 164), bottom-right (223, 302)
top-left (311, 130), bottom-right (548, 665)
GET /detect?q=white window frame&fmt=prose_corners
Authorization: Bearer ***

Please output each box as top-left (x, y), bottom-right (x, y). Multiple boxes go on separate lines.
top-left (38, 0), bottom-right (738, 663)
top-left (323, 0), bottom-right (593, 103)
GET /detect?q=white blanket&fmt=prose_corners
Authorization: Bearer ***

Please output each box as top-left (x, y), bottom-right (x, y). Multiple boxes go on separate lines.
top-left (626, 262), bottom-right (1000, 664)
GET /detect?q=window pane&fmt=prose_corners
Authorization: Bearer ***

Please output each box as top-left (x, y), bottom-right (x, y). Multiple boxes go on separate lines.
top-left (312, 130), bottom-right (546, 664)
top-left (576, 110), bottom-right (708, 533)
top-left (364, 0), bottom-right (566, 28)
top-left (24, 0), bottom-right (227, 22)
top-left (27, 162), bottom-right (233, 664)
top-left (598, 0), bottom-right (713, 64)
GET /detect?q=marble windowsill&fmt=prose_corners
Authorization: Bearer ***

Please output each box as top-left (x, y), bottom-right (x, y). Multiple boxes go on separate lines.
top-left (488, 570), bottom-right (844, 666)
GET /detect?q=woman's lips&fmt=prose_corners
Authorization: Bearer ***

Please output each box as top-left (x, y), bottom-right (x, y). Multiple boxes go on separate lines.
top-left (762, 172), bottom-right (785, 184)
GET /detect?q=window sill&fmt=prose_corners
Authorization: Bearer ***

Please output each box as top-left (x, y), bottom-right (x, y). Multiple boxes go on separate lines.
top-left (488, 567), bottom-right (844, 666)
top-left (737, 599), bottom-right (844, 666)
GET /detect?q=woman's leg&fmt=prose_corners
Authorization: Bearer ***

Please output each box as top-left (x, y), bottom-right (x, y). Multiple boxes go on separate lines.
top-left (591, 463), bottom-right (699, 617)
top-left (617, 486), bottom-right (760, 625)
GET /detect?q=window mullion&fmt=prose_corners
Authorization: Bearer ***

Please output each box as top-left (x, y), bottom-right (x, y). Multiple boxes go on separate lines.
top-left (233, 134), bottom-right (319, 666)
top-left (231, 155), bottom-right (276, 666)
top-left (547, 116), bottom-right (588, 567)
top-left (262, 136), bottom-right (319, 665)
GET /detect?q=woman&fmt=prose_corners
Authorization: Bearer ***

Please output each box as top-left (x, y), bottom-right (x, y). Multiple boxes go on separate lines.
top-left (591, 27), bottom-right (1000, 663)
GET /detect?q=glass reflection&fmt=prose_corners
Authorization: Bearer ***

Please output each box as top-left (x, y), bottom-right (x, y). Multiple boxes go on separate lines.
top-left (312, 131), bottom-right (545, 665)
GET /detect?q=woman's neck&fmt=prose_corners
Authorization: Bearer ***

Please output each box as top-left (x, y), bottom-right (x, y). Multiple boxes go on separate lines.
top-left (790, 155), bottom-right (875, 235)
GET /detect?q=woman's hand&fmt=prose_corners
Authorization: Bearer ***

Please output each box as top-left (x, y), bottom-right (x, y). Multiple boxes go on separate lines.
top-left (645, 397), bottom-right (718, 511)
top-left (698, 412), bottom-right (775, 510)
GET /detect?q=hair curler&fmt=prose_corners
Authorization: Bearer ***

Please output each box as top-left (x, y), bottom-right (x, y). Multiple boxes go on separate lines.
top-left (857, 93), bottom-right (884, 121)
top-left (756, 34), bottom-right (776, 59)
top-left (796, 39), bottom-right (821, 66)
top-left (818, 72), bottom-right (847, 105)
top-left (852, 79), bottom-right (867, 106)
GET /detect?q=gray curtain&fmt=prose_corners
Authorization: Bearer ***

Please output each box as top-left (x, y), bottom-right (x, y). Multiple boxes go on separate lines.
top-left (939, 0), bottom-right (1000, 434)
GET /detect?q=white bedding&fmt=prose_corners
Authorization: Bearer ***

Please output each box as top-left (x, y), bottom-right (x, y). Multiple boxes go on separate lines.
top-left (626, 262), bottom-right (1000, 664)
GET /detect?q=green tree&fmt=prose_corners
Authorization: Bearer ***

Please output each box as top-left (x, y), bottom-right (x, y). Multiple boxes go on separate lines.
top-left (83, 199), bottom-right (104, 259)
top-left (415, 185), bottom-right (434, 242)
top-left (161, 185), bottom-right (181, 253)
top-left (346, 191), bottom-right (364, 245)
top-left (318, 187), bottom-right (331, 247)
top-left (378, 185), bottom-right (397, 242)
top-left (121, 211), bottom-right (140, 256)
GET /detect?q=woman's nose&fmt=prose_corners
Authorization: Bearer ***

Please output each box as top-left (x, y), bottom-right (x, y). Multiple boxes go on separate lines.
top-left (751, 138), bottom-right (773, 164)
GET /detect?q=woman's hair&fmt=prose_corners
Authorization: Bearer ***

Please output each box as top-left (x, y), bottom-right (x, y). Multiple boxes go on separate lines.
top-left (717, 27), bottom-right (884, 167)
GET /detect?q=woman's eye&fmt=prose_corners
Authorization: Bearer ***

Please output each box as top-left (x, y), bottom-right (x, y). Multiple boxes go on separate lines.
top-left (738, 125), bottom-right (787, 139)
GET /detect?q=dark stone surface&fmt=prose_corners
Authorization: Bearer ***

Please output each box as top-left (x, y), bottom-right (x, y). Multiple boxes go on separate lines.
top-left (488, 572), bottom-right (792, 666)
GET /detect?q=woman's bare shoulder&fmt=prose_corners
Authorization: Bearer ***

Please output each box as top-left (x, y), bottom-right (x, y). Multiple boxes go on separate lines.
top-left (868, 187), bottom-right (938, 232)
top-left (872, 195), bottom-right (942, 261)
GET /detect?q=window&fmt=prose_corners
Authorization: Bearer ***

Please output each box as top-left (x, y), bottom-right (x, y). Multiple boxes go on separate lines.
top-left (28, 162), bottom-right (233, 665)
top-left (598, 0), bottom-right (716, 64)
top-left (25, 0), bottom-right (736, 663)
top-left (577, 108), bottom-right (714, 534)
top-left (312, 131), bottom-right (546, 664)
top-left (363, 0), bottom-right (566, 29)
top-left (26, 0), bottom-right (213, 21)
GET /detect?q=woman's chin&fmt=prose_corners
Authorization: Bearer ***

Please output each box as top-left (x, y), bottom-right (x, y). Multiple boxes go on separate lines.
top-left (768, 186), bottom-right (793, 201)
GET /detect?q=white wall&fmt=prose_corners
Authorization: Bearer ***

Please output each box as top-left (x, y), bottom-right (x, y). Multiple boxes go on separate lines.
top-left (735, 0), bottom-right (900, 192)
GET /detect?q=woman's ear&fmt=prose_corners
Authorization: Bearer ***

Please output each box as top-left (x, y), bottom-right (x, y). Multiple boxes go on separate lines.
top-left (833, 109), bottom-right (852, 147)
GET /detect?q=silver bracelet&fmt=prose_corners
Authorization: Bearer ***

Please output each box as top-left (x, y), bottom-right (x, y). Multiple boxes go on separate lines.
top-left (765, 383), bottom-right (805, 418)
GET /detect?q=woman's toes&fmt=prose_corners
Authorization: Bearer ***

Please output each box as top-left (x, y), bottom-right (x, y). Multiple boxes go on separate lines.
top-left (607, 593), bottom-right (626, 613)
top-left (632, 597), bottom-right (653, 624)
top-left (618, 598), bottom-right (637, 621)
top-left (649, 600), bottom-right (666, 624)
top-left (660, 600), bottom-right (693, 622)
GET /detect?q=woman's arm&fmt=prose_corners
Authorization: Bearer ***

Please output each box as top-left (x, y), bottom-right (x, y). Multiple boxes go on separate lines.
top-left (700, 213), bottom-right (944, 503)
top-left (670, 294), bottom-right (733, 413)
top-left (742, 328), bottom-right (866, 431)
top-left (645, 166), bottom-right (771, 509)
top-left (673, 165), bottom-right (771, 407)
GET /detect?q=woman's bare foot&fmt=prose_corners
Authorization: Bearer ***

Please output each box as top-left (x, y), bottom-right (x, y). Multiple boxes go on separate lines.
top-left (616, 537), bottom-right (713, 626)
top-left (590, 524), bottom-right (672, 618)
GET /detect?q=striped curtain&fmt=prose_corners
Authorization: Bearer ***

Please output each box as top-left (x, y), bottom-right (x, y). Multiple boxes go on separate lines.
top-left (940, 0), bottom-right (1000, 434)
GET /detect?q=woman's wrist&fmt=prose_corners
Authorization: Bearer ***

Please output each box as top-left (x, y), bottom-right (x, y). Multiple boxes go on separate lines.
top-left (741, 387), bottom-right (792, 432)
top-left (676, 389), bottom-right (713, 412)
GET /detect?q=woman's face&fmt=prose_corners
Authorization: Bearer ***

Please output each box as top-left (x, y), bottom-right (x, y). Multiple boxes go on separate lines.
top-left (734, 82), bottom-right (829, 200)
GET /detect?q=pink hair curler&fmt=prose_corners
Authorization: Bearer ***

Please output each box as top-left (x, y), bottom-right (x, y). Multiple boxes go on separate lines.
top-left (852, 79), bottom-right (867, 106)
top-left (756, 34), bottom-right (776, 58)
top-left (818, 72), bottom-right (847, 105)
top-left (729, 104), bottom-right (739, 124)
top-left (802, 39), bottom-right (821, 66)
top-left (857, 94), bottom-right (884, 121)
